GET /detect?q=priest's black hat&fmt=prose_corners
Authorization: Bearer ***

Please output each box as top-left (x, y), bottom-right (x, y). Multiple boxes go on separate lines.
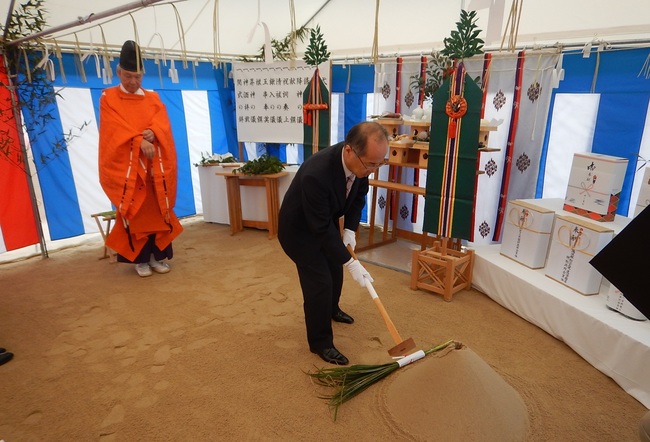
top-left (119, 40), bottom-right (143, 72)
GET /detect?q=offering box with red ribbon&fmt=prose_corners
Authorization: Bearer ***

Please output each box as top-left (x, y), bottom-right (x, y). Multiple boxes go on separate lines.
top-left (500, 200), bottom-right (555, 269)
top-left (563, 153), bottom-right (628, 222)
top-left (545, 215), bottom-right (614, 295)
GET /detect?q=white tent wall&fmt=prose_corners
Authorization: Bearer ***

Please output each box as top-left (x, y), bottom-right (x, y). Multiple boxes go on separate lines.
top-left (3, 0), bottom-right (650, 60)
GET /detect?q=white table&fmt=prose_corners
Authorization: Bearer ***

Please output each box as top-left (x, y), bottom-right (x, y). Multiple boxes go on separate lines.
top-left (471, 198), bottom-right (650, 408)
top-left (198, 164), bottom-right (299, 224)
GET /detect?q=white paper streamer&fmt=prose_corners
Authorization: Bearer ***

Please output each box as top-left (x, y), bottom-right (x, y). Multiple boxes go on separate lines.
top-left (397, 350), bottom-right (426, 367)
top-left (169, 59), bottom-right (179, 83)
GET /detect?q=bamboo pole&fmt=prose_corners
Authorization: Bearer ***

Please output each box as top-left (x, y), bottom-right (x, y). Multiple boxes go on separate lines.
top-left (2, 54), bottom-right (49, 258)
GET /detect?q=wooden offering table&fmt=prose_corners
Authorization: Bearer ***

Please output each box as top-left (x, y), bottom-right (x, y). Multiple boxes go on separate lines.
top-left (216, 171), bottom-right (289, 238)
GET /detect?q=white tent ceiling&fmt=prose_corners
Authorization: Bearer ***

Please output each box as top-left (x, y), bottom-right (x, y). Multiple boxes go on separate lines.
top-left (2, 0), bottom-right (650, 62)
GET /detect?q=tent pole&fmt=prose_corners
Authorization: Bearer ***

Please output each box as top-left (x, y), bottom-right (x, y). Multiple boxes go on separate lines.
top-left (300, 0), bottom-right (332, 29)
top-left (2, 0), bottom-right (17, 41)
top-left (6, 0), bottom-right (168, 47)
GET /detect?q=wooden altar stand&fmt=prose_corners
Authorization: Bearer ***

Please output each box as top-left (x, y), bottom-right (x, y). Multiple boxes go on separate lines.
top-left (216, 171), bottom-right (289, 239)
top-left (410, 236), bottom-right (474, 302)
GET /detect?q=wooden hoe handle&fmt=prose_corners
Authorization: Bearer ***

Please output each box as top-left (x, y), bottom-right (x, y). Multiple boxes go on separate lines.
top-left (347, 245), bottom-right (404, 345)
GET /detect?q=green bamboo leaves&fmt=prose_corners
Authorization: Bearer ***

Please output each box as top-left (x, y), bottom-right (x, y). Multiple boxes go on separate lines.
top-left (410, 51), bottom-right (453, 102)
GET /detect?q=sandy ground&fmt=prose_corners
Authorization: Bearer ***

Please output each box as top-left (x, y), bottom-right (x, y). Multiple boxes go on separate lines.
top-left (0, 217), bottom-right (646, 441)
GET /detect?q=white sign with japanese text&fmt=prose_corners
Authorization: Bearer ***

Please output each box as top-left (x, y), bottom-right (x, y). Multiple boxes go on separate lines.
top-left (232, 61), bottom-right (331, 144)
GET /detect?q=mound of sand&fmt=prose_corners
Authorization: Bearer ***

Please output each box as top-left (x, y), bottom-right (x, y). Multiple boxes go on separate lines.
top-left (380, 346), bottom-right (529, 441)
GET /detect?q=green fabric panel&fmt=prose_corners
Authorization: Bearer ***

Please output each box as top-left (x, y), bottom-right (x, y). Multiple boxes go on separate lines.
top-left (302, 74), bottom-right (331, 160)
top-left (423, 71), bottom-right (482, 240)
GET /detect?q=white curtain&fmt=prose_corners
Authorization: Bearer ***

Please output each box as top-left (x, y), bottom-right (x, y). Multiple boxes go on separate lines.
top-left (466, 51), bottom-right (560, 244)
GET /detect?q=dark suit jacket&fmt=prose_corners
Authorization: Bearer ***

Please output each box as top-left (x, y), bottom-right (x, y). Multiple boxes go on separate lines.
top-left (278, 142), bottom-right (368, 265)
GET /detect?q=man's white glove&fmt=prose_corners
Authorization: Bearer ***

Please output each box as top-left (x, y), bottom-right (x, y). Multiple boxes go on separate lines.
top-left (342, 228), bottom-right (357, 251)
top-left (345, 257), bottom-right (374, 287)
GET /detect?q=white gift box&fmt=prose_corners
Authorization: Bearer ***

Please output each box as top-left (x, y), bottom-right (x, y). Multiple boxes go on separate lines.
top-left (605, 283), bottom-right (648, 321)
top-left (545, 215), bottom-right (614, 295)
top-left (500, 200), bottom-right (555, 269)
top-left (633, 166), bottom-right (650, 217)
top-left (564, 153), bottom-right (628, 222)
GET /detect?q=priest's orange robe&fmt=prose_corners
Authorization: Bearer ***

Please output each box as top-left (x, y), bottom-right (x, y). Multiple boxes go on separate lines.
top-left (99, 87), bottom-right (183, 262)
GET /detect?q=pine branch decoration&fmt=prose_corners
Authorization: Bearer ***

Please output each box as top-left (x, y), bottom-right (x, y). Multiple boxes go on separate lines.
top-left (408, 10), bottom-right (483, 102)
top-left (307, 340), bottom-right (463, 420)
top-left (234, 154), bottom-right (285, 175)
top-left (440, 9), bottom-right (485, 61)
top-left (303, 25), bottom-right (330, 66)
top-left (240, 25), bottom-right (311, 62)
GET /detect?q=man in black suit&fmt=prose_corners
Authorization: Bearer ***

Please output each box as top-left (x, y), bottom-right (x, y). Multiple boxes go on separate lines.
top-left (278, 121), bottom-right (390, 365)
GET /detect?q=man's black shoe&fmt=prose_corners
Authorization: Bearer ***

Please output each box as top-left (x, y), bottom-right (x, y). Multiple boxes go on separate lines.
top-left (0, 352), bottom-right (13, 366)
top-left (332, 310), bottom-right (354, 324)
top-left (311, 347), bottom-right (349, 365)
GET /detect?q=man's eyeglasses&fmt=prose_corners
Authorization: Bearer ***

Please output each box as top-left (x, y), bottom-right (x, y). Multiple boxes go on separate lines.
top-left (351, 148), bottom-right (389, 170)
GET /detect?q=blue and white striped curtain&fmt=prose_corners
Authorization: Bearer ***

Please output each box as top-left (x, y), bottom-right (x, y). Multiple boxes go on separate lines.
top-left (10, 56), bottom-right (377, 245)
top-left (539, 47), bottom-right (650, 217)
top-left (10, 48), bottom-right (650, 247)
top-left (18, 52), bottom-right (237, 241)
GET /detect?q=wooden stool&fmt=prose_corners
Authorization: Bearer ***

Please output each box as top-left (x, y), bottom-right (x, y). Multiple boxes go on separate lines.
top-left (216, 171), bottom-right (289, 239)
top-left (90, 210), bottom-right (117, 261)
top-left (410, 238), bottom-right (474, 302)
